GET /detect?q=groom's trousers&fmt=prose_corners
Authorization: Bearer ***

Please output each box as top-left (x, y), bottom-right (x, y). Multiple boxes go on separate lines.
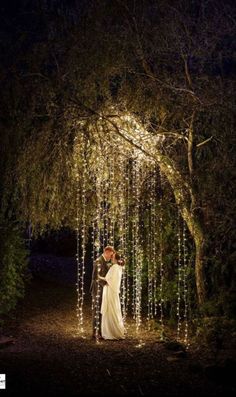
top-left (91, 286), bottom-right (103, 336)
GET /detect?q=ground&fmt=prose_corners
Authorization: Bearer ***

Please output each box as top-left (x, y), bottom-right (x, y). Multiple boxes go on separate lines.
top-left (0, 255), bottom-right (235, 396)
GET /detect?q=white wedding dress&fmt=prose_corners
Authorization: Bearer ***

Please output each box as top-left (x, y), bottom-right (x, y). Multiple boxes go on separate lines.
top-left (101, 264), bottom-right (125, 340)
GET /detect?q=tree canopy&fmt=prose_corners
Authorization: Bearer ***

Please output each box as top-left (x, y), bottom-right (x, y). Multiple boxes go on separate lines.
top-left (0, 0), bottom-right (235, 310)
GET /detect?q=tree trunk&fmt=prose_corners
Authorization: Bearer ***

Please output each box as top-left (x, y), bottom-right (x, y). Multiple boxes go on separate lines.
top-left (194, 227), bottom-right (206, 305)
top-left (182, 207), bottom-right (206, 305)
top-left (158, 161), bottom-right (207, 305)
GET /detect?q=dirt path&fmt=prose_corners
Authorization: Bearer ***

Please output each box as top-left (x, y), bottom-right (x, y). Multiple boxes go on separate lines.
top-left (0, 260), bottom-right (235, 396)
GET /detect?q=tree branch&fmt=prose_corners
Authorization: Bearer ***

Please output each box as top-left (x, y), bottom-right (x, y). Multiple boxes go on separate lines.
top-left (196, 136), bottom-right (213, 148)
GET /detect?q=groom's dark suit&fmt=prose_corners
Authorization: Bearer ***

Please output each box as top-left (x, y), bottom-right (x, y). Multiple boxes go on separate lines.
top-left (90, 255), bottom-right (110, 336)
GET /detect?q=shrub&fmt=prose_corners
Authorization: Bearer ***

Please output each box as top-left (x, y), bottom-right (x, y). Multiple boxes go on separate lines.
top-left (0, 221), bottom-right (30, 318)
top-left (193, 316), bottom-right (236, 350)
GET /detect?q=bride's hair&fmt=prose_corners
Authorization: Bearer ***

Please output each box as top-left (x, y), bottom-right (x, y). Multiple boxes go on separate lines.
top-left (114, 252), bottom-right (125, 266)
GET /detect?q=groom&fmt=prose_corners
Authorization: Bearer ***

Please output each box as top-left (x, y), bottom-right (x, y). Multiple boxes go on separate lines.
top-left (90, 245), bottom-right (115, 338)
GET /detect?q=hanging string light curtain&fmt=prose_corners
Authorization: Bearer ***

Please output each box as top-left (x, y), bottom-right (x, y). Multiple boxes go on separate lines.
top-left (73, 115), bottom-right (191, 346)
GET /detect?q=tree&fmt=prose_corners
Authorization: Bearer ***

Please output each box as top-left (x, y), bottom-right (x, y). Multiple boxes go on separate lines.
top-left (0, 0), bottom-right (235, 309)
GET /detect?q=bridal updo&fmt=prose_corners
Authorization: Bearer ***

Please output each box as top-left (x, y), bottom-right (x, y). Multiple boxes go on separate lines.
top-left (114, 252), bottom-right (125, 266)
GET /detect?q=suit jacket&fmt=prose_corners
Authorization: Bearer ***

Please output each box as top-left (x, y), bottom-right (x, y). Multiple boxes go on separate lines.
top-left (90, 255), bottom-right (110, 296)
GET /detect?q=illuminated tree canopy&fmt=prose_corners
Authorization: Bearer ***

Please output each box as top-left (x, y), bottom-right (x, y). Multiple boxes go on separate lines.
top-left (0, 0), bottom-right (235, 316)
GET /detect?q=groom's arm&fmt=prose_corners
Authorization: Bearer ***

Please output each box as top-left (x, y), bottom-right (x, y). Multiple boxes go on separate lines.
top-left (92, 261), bottom-right (97, 281)
top-left (90, 260), bottom-right (98, 292)
top-left (91, 259), bottom-right (107, 288)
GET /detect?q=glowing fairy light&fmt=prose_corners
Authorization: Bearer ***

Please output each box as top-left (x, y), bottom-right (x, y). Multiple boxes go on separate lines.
top-left (136, 245), bottom-right (143, 334)
top-left (79, 134), bottom-right (87, 335)
top-left (122, 177), bottom-right (129, 326)
top-left (102, 177), bottom-right (109, 249)
top-left (95, 266), bottom-right (102, 342)
top-left (134, 160), bottom-right (143, 334)
top-left (91, 220), bottom-right (95, 263)
top-left (153, 166), bottom-right (158, 317)
top-left (91, 218), bottom-right (95, 316)
top-left (147, 167), bottom-right (153, 327)
top-left (150, 165), bottom-right (157, 319)
top-left (74, 133), bottom-right (86, 336)
top-left (182, 220), bottom-right (189, 347)
top-left (101, 183), bottom-right (105, 249)
top-left (146, 162), bottom-right (159, 328)
top-left (176, 211), bottom-right (190, 348)
top-left (91, 163), bottom-right (99, 320)
top-left (125, 161), bottom-right (131, 316)
top-left (95, 172), bottom-right (102, 342)
top-left (131, 159), bottom-right (137, 320)
top-left (159, 170), bottom-right (164, 341)
top-left (102, 155), bottom-right (110, 249)
top-left (105, 179), bottom-right (109, 247)
top-left (108, 151), bottom-right (115, 246)
top-left (103, 155), bottom-right (110, 247)
top-left (176, 209), bottom-right (182, 341)
top-left (75, 135), bottom-right (81, 335)
top-left (147, 234), bottom-right (152, 327)
top-left (123, 161), bottom-right (129, 319)
top-left (118, 157), bottom-right (128, 323)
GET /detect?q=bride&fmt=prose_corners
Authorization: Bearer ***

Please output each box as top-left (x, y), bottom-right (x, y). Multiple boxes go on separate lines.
top-left (99, 252), bottom-right (125, 340)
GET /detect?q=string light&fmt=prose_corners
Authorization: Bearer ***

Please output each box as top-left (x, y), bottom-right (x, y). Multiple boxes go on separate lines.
top-left (80, 142), bottom-right (86, 335)
top-left (94, 162), bottom-right (103, 342)
top-left (153, 166), bottom-right (158, 317)
top-left (131, 159), bottom-right (137, 320)
top-left (74, 133), bottom-right (87, 337)
top-left (134, 160), bottom-right (142, 334)
top-left (182, 220), bottom-right (189, 347)
top-left (159, 169), bottom-right (164, 341)
top-left (176, 208), bottom-right (182, 341)
top-left (108, 150), bottom-right (115, 246)
top-left (72, 115), bottom-right (192, 345)
top-left (147, 166), bottom-right (153, 326)
top-left (118, 158), bottom-right (128, 324)
top-left (125, 161), bottom-right (131, 318)
top-left (75, 135), bottom-right (81, 336)
top-left (91, 218), bottom-right (95, 316)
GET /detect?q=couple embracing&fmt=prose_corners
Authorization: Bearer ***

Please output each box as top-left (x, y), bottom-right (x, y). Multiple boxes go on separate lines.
top-left (90, 246), bottom-right (125, 340)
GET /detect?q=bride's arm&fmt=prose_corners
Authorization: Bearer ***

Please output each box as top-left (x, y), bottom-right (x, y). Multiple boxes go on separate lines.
top-left (104, 266), bottom-right (121, 293)
top-left (98, 275), bottom-right (106, 281)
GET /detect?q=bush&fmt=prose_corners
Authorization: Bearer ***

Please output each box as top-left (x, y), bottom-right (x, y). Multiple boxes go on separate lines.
top-left (193, 316), bottom-right (236, 350)
top-left (0, 221), bottom-right (30, 318)
top-left (199, 291), bottom-right (236, 319)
